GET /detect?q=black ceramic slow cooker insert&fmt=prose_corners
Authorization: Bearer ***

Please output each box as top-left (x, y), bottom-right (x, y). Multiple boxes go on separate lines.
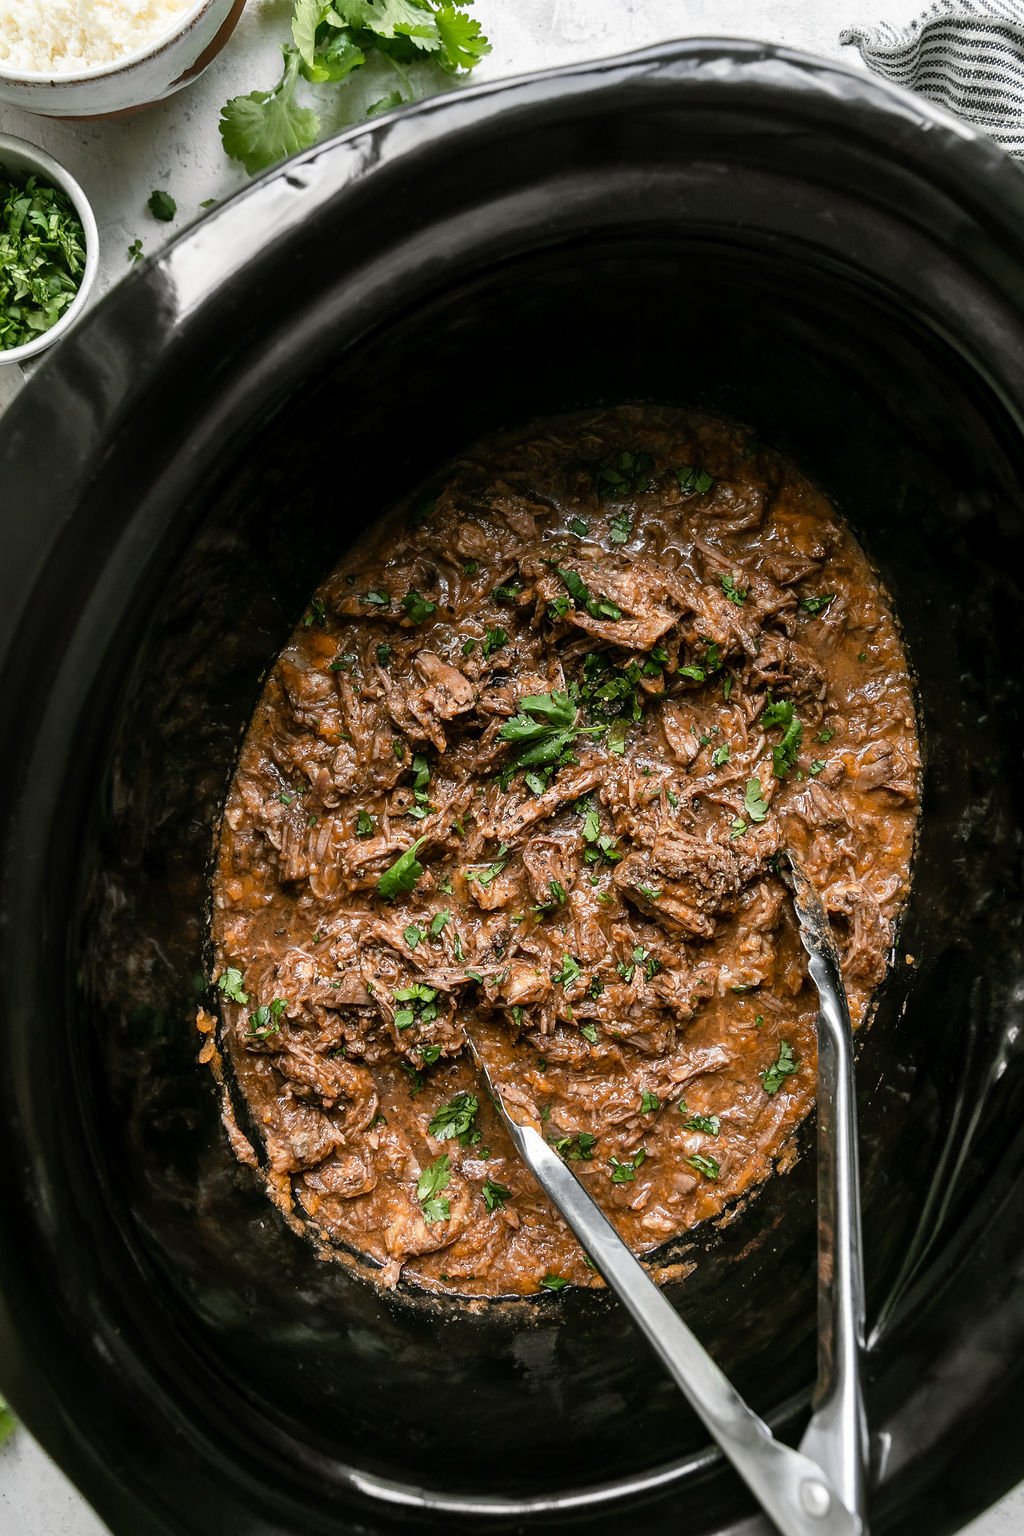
top-left (1, 40), bottom-right (1023, 1536)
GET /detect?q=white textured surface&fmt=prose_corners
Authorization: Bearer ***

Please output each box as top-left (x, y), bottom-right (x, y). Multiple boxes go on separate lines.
top-left (0, 1), bottom-right (1022, 1533)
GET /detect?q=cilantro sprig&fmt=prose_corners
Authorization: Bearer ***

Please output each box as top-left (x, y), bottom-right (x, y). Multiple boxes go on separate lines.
top-left (220, 0), bottom-right (491, 175)
top-left (497, 691), bottom-right (600, 788)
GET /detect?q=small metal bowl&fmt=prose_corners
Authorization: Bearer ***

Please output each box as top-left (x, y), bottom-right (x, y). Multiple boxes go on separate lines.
top-left (0, 0), bottom-right (244, 118)
top-left (0, 133), bottom-right (99, 366)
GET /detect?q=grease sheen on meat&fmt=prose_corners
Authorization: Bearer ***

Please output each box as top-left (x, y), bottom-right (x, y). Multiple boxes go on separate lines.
top-left (210, 407), bottom-right (920, 1297)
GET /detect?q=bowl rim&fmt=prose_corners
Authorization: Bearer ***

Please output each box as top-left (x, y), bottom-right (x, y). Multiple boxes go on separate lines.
top-left (0, 0), bottom-right (222, 85)
top-left (0, 133), bottom-right (100, 365)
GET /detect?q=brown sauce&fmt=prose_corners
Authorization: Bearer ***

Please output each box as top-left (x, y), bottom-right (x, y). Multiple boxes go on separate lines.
top-left (209, 407), bottom-right (920, 1297)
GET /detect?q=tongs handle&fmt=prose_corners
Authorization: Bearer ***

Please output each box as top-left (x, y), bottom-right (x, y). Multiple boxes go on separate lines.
top-left (784, 856), bottom-right (868, 1528)
top-left (487, 1100), bottom-right (861, 1536)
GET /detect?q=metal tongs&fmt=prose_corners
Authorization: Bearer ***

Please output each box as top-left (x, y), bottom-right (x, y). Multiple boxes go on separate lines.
top-left (465, 850), bottom-right (867, 1536)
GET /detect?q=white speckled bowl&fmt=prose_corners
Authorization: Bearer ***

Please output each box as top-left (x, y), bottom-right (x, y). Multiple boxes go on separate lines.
top-left (0, 133), bottom-right (99, 365)
top-left (0, 0), bottom-right (245, 117)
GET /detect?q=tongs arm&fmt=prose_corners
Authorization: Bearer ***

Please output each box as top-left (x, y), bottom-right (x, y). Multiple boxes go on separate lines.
top-left (783, 854), bottom-right (868, 1528)
top-left (470, 1038), bottom-right (862, 1536)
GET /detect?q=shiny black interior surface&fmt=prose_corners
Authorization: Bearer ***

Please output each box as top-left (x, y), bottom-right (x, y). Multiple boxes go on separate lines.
top-left (2, 41), bottom-right (1024, 1536)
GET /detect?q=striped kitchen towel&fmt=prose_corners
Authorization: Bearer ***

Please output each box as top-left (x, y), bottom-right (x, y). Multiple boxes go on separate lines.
top-left (841, 1), bottom-right (1024, 157)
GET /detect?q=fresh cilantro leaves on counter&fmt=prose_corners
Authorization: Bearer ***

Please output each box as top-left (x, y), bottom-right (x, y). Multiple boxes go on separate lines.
top-left (800, 593), bottom-right (836, 616)
top-left (761, 695), bottom-right (803, 778)
top-left (744, 778), bottom-right (769, 824)
top-left (675, 465), bottom-right (714, 495)
top-left (220, 1), bottom-right (491, 175)
top-left (147, 189), bottom-right (176, 221)
top-left (429, 1091), bottom-right (479, 1144)
top-left (762, 1040), bottom-right (799, 1095)
top-left (720, 573), bottom-right (747, 606)
top-left (247, 997), bottom-right (286, 1039)
top-left (219, 48), bottom-right (320, 175)
top-left (378, 836), bottom-right (426, 899)
top-left (609, 1149), bottom-right (647, 1183)
top-left (417, 1153), bottom-right (451, 1223)
top-left (217, 968), bottom-right (249, 1004)
top-left (482, 1177), bottom-right (512, 1211)
top-left (594, 449), bottom-right (655, 498)
top-left (685, 1153), bottom-right (720, 1180)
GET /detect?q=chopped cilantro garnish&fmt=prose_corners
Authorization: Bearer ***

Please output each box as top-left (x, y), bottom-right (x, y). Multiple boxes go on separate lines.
top-left (721, 573), bottom-right (747, 606)
top-left (428, 1092), bottom-right (479, 1145)
top-left (552, 564), bottom-right (623, 622)
top-left (609, 510), bottom-right (633, 544)
top-left (360, 589), bottom-right (390, 607)
top-left (609, 1149), bottom-right (647, 1183)
top-left (568, 516), bottom-right (589, 537)
top-left (551, 953), bottom-right (582, 988)
top-left (377, 837), bottom-right (426, 900)
top-left (217, 968), bottom-right (249, 1004)
top-left (711, 743), bottom-right (731, 767)
top-left (580, 1021), bottom-right (598, 1044)
top-left (640, 1091), bottom-right (661, 1114)
top-left (636, 883), bottom-right (662, 901)
top-left (744, 779), bottom-right (769, 823)
top-left (392, 982), bottom-right (438, 1030)
top-left (482, 1177), bottom-right (512, 1212)
top-left (800, 593), bottom-right (836, 616)
top-left (676, 465), bottom-right (714, 495)
top-left (404, 924), bottom-right (423, 950)
top-left (416, 1153), bottom-right (451, 1224)
top-left (402, 589), bottom-right (437, 625)
top-left (482, 626), bottom-right (508, 658)
top-left (356, 809), bottom-right (375, 837)
top-left (762, 694), bottom-right (803, 778)
top-left (594, 449), bottom-right (655, 497)
top-left (550, 1131), bottom-right (597, 1161)
top-left (685, 1153), bottom-right (720, 1180)
top-left (376, 642), bottom-right (393, 666)
top-left (762, 1040), bottom-right (799, 1094)
top-left (467, 841), bottom-right (511, 888)
top-left (247, 997), bottom-right (286, 1039)
top-left (540, 1272), bottom-right (569, 1291)
top-left (682, 1111), bottom-right (721, 1136)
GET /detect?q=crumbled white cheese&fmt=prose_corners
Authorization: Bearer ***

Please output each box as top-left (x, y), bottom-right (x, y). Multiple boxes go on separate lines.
top-left (0, 0), bottom-right (196, 74)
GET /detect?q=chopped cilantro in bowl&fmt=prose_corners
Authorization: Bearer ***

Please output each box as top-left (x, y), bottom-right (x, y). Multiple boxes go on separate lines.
top-left (0, 138), bottom-right (98, 364)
